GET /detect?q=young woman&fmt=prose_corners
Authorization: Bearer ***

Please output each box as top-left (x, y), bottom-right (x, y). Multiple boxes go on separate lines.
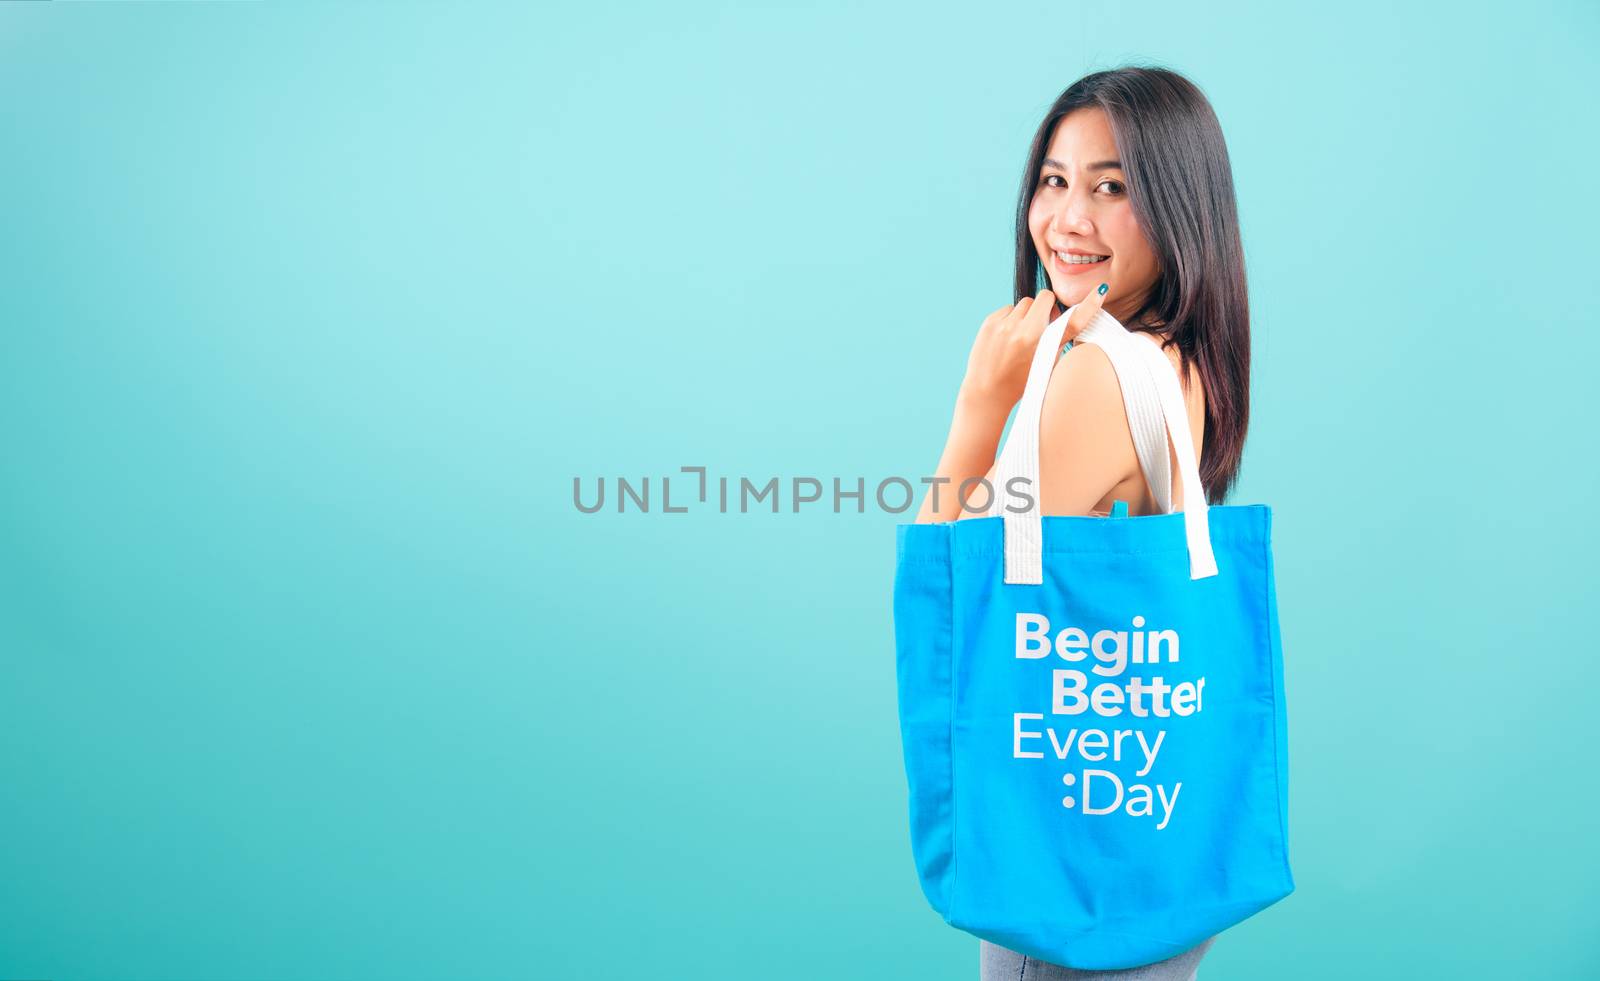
top-left (913, 66), bottom-right (1252, 980)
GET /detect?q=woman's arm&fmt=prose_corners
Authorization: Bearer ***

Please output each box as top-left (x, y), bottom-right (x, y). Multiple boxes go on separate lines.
top-left (912, 393), bottom-right (1012, 523)
top-left (913, 290), bottom-right (1057, 524)
top-left (913, 285), bottom-right (1126, 524)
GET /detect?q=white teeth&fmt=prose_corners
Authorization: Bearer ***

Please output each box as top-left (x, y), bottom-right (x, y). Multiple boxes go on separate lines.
top-left (1057, 251), bottom-right (1108, 265)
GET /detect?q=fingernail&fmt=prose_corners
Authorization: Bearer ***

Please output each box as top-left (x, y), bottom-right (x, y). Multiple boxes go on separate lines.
top-left (1097, 283), bottom-right (1108, 296)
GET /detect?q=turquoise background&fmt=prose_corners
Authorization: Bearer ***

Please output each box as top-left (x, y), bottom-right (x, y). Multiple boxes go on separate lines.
top-left (2, 2), bottom-right (1595, 978)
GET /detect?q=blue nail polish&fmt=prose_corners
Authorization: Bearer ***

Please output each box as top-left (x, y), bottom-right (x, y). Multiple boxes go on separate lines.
top-left (1097, 283), bottom-right (1108, 296)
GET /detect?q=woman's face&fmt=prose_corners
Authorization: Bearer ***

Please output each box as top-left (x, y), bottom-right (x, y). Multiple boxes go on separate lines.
top-left (1028, 108), bottom-right (1160, 323)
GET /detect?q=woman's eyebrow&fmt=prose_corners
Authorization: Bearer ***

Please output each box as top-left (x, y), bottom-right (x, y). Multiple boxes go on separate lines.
top-left (1042, 157), bottom-right (1123, 172)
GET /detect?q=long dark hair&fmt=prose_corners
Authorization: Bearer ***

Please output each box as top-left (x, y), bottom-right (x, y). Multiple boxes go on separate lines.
top-left (1014, 66), bottom-right (1250, 504)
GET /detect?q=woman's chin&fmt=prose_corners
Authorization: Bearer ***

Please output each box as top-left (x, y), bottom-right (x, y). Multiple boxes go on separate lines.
top-left (1051, 283), bottom-right (1092, 306)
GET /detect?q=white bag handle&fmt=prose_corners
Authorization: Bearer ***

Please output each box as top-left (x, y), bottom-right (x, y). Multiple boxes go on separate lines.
top-left (986, 304), bottom-right (1219, 585)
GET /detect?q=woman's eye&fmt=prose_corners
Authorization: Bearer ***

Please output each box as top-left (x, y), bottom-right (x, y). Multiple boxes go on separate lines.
top-left (1038, 175), bottom-right (1124, 194)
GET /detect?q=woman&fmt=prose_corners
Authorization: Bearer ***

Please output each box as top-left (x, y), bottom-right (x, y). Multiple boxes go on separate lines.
top-left (914, 65), bottom-right (1251, 980)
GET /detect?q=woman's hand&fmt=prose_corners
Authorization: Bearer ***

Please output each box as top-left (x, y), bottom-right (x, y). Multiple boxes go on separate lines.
top-left (956, 284), bottom-right (1110, 414)
top-left (915, 282), bottom-right (1111, 524)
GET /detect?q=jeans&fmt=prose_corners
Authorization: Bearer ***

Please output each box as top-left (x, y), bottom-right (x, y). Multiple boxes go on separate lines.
top-left (979, 936), bottom-right (1216, 981)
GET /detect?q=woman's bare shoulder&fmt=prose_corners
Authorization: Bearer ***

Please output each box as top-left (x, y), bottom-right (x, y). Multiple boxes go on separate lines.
top-left (1034, 340), bottom-right (1143, 515)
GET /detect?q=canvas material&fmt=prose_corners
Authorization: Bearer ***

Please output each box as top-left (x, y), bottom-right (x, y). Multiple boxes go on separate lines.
top-left (892, 307), bottom-right (1293, 970)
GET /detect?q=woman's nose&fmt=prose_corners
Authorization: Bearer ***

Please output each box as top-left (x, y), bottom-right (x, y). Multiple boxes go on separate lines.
top-left (1050, 206), bottom-right (1093, 236)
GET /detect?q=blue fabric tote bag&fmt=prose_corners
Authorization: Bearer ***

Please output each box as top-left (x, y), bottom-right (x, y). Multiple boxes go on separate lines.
top-left (892, 305), bottom-right (1294, 970)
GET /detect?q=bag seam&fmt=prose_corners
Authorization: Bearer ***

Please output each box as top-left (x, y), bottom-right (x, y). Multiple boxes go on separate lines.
top-left (945, 532), bottom-right (961, 926)
top-left (979, 896), bottom-right (1274, 953)
top-left (1264, 532), bottom-right (1293, 888)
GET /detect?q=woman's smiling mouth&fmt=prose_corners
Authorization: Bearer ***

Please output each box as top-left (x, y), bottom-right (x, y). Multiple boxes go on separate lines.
top-left (1052, 249), bottom-right (1111, 274)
